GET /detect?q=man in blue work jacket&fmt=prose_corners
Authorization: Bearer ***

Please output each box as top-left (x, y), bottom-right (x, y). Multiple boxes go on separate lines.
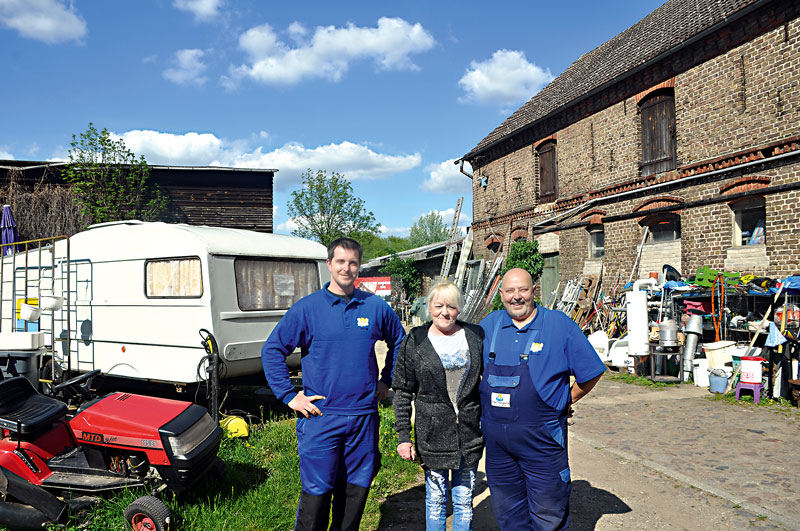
top-left (480, 268), bottom-right (605, 530)
top-left (262, 237), bottom-right (405, 531)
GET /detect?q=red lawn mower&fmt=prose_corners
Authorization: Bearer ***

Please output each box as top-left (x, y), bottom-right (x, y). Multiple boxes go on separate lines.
top-left (0, 370), bottom-right (224, 530)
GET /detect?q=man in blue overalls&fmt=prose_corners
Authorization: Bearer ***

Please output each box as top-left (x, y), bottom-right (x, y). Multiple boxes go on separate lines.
top-left (262, 238), bottom-right (405, 531)
top-left (480, 268), bottom-right (606, 530)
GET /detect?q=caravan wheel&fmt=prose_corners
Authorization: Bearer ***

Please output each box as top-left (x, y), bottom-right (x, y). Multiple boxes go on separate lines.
top-left (124, 496), bottom-right (170, 531)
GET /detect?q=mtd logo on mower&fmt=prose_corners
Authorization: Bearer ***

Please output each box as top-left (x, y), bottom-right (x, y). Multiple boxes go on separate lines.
top-left (81, 431), bottom-right (104, 443)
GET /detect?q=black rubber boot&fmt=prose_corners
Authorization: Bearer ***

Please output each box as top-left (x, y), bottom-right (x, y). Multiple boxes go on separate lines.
top-left (329, 483), bottom-right (370, 531)
top-left (295, 491), bottom-right (332, 531)
top-left (329, 481), bottom-right (348, 530)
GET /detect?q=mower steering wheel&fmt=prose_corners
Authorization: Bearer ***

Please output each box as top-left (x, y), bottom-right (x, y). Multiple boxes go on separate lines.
top-left (54, 369), bottom-right (102, 393)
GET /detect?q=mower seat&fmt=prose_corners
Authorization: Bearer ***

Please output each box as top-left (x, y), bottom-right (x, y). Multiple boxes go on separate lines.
top-left (0, 377), bottom-right (67, 436)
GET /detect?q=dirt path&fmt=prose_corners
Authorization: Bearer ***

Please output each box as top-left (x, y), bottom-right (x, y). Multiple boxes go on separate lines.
top-left (374, 364), bottom-right (792, 530)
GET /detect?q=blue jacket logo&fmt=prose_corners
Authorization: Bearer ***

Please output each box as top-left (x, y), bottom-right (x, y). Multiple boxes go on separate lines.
top-left (357, 317), bottom-right (369, 327)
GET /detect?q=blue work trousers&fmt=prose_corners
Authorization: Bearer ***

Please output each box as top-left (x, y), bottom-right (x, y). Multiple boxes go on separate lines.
top-left (296, 412), bottom-right (380, 494)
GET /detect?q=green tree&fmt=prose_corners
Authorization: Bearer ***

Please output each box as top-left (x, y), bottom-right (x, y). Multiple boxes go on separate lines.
top-left (63, 123), bottom-right (169, 225)
top-left (380, 254), bottom-right (422, 299)
top-left (491, 239), bottom-right (545, 311)
top-left (408, 211), bottom-right (449, 248)
top-left (287, 169), bottom-right (380, 247)
top-left (359, 233), bottom-right (412, 261)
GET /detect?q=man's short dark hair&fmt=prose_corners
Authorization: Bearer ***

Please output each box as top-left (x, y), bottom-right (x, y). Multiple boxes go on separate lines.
top-left (327, 237), bottom-right (363, 261)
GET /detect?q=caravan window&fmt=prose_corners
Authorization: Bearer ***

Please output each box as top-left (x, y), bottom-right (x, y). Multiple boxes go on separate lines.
top-left (235, 259), bottom-right (320, 311)
top-left (146, 257), bottom-right (203, 298)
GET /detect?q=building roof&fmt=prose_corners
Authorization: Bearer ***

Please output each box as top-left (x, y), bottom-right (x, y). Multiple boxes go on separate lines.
top-left (361, 237), bottom-right (465, 270)
top-left (464, 0), bottom-right (759, 160)
top-left (0, 159), bottom-right (276, 173)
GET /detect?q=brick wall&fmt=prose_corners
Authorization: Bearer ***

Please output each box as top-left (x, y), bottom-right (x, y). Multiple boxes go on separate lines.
top-left (676, 17), bottom-right (800, 164)
top-left (639, 240), bottom-right (682, 278)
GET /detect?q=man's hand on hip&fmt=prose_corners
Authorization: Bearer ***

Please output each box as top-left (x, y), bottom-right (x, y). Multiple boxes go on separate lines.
top-left (288, 391), bottom-right (325, 418)
top-left (375, 381), bottom-right (390, 401)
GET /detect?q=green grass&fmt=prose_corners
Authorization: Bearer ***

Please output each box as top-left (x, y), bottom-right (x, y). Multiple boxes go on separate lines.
top-left (707, 391), bottom-right (800, 414)
top-left (609, 372), bottom-right (680, 389)
top-left (53, 404), bottom-right (420, 531)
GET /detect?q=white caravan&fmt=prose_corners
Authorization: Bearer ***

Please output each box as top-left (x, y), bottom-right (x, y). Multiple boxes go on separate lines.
top-left (0, 221), bottom-right (328, 386)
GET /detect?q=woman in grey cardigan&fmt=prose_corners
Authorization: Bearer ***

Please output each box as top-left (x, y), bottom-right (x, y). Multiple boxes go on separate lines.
top-left (392, 281), bottom-right (485, 531)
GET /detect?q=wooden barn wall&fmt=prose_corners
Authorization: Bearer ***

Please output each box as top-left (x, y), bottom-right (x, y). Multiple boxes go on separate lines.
top-left (0, 163), bottom-right (274, 233)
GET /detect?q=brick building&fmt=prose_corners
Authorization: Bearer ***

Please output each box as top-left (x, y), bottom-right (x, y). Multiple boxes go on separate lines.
top-left (460, 0), bottom-right (800, 300)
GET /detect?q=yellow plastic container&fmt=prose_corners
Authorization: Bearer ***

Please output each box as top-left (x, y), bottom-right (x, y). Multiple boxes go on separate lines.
top-left (220, 415), bottom-right (249, 438)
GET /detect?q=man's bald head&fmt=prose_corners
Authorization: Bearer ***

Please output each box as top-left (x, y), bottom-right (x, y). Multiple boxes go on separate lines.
top-left (500, 268), bottom-right (537, 324)
top-left (502, 268), bottom-right (533, 288)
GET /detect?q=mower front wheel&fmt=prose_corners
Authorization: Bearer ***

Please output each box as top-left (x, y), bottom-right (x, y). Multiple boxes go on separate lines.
top-left (124, 496), bottom-right (170, 531)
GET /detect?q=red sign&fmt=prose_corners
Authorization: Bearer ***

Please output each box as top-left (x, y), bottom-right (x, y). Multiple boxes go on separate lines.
top-left (355, 277), bottom-right (392, 297)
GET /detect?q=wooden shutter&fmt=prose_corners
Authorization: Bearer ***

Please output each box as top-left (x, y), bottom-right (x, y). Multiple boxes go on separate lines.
top-left (640, 92), bottom-right (676, 176)
top-left (538, 141), bottom-right (557, 203)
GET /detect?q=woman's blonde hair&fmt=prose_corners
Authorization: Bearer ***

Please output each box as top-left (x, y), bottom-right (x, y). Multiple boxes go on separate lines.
top-left (427, 280), bottom-right (464, 313)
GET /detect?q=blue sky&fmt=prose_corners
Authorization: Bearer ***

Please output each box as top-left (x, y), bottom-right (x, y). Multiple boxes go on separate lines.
top-left (0, 0), bottom-right (665, 236)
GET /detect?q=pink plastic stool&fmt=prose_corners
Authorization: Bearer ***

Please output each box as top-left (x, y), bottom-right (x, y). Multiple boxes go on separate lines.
top-left (735, 382), bottom-right (764, 404)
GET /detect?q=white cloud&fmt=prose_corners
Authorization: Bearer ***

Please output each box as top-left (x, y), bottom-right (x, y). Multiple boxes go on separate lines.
top-left (114, 129), bottom-right (421, 191)
top-left (117, 130), bottom-right (223, 165)
top-left (276, 217), bottom-right (299, 234)
top-left (419, 208), bottom-right (471, 228)
top-left (0, 0), bottom-right (86, 44)
top-left (163, 49), bottom-right (208, 86)
top-left (173, 0), bottom-right (221, 22)
top-left (234, 142), bottom-right (421, 189)
top-left (0, 147), bottom-right (13, 160)
top-left (458, 49), bottom-right (554, 107)
top-left (227, 17), bottom-right (435, 87)
top-left (379, 225), bottom-right (411, 237)
top-left (421, 159), bottom-right (473, 194)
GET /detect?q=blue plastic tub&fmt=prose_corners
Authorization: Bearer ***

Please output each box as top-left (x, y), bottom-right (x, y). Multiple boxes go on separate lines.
top-left (708, 373), bottom-right (729, 394)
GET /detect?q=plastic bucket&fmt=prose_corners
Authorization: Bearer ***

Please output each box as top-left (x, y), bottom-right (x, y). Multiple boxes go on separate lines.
top-left (708, 374), bottom-right (729, 394)
top-left (19, 303), bottom-right (41, 321)
top-left (740, 356), bottom-right (766, 384)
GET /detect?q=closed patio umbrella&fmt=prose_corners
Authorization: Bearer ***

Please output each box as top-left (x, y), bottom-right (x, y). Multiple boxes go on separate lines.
top-left (1, 204), bottom-right (19, 256)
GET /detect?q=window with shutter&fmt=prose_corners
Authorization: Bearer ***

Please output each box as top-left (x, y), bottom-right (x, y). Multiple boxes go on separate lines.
top-left (538, 141), bottom-right (557, 203)
top-left (639, 90), bottom-right (676, 176)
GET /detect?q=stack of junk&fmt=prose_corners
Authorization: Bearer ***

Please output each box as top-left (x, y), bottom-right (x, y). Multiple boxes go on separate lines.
top-left (421, 228), bottom-right (799, 406)
top-left (549, 262), bottom-right (800, 406)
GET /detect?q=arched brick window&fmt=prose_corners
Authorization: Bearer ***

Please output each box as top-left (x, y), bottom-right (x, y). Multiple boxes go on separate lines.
top-left (485, 234), bottom-right (503, 254)
top-left (587, 226), bottom-right (604, 259)
top-left (511, 227), bottom-right (528, 242)
top-left (729, 196), bottom-right (766, 246)
top-left (641, 213), bottom-right (681, 242)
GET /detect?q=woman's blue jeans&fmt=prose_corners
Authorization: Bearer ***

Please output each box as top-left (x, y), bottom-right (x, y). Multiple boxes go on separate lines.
top-left (424, 464), bottom-right (477, 531)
